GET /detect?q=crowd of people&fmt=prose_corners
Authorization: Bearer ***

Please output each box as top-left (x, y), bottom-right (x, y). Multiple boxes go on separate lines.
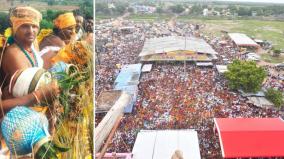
top-left (95, 20), bottom-right (145, 96)
top-left (107, 64), bottom-right (282, 158)
top-left (95, 19), bottom-right (284, 158)
top-left (263, 65), bottom-right (284, 92)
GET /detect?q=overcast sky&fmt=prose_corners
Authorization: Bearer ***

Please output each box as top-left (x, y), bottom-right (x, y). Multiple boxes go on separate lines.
top-left (216, 0), bottom-right (284, 3)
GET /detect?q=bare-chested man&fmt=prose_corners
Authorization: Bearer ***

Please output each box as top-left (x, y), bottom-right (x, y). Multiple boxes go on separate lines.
top-left (39, 12), bottom-right (77, 68)
top-left (0, 6), bottom-right (59, 118)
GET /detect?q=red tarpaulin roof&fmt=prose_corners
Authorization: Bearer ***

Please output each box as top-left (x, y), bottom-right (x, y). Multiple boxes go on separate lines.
top-left (214, 118), bottom-right (284, 158)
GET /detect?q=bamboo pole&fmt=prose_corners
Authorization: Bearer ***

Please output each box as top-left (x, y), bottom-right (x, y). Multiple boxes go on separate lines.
top-left (95, 92), bottom-right (131, 153)
top-left (97, 115), bottom-right (122, 159)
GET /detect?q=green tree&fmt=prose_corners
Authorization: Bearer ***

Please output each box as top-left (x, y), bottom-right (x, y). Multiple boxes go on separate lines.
top-left (251, 7), bottom-right (264, 16)
top-left (47, 0), bottom-right (55, 6)
top-left (263, 9), bottom-right (273, 16)
top-left (273, 48), bottom-right (281, 57)
top-left (40, 19), bottom-right (53, 29)
top-left (228, 5), bottom-right (237, 13)
top-left (0, 12), bottom-right (10, 34)
top-left (224, 60), bottom-right (266, 93)
top-left (127, 7), bottom-right (134, 13)
top-left (265, 88), bottom-right (284, 109)
top-left (43, 10), bottom-right (66, 21)
top-left (80, 0), bottom-right (93, 18)
top-left (170, 4), bottom-right (185, 14)
top-left (190, 5), bottom-right (203, 15)
top-left (114, 3), bottom-right (127, 15)
top-left (156, 6), bottom-right (163, 14)
top-left (95, 2), bottom-right (109, 15)
top-left (237, 7), bottom-right (251, 16)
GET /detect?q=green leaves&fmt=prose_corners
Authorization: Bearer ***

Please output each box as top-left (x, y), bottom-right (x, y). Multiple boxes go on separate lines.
top-left (56, 71), bottom-right (89, 90)
top-left (224, 60), bottom-right (266, 93)
top-left (170, 4), bottom-right (185, 14)
top-left (56, 70), bottom-right (89, 119)
top-left (35, 141), bottom-right (70, 159)
top-left (265, 88), bottom-right (284, 109)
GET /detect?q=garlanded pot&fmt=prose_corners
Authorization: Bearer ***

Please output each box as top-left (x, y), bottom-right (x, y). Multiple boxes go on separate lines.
top-left (48, 61), bottom-right (78, 80)
top-left (9, 67), bottom-right (52, 97)
top-left (1, 106), bottom-right (50, 156)
top-left (1, 106), bottom-right (69, 158)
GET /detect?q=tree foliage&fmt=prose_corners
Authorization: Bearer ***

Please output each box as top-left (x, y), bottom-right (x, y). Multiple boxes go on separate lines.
top-left (188, 4), bottom-right (284, 17)
top-left (47, 0), bottom-right (55, 6)
top-left (190, 5), bottom-right (204, 15)
top-left (224, 60), bottom-right (266, 93)
top-left (115, 3), bottom-right (127, 15)
top-left (79, 0), bottom-right (93, 18)
top-left (127, 7), bottom-right (134, 13)
top-left (273, 48), bottom-right (281, 57)
top-left (95, 2), bottom-right (109, 14)
top-left (169, 4), bottom-right (185, 14)
top-left (237, 7), bottom-right (251, 16)
top-left (265, 88), bottom-right (284, 108)
top-left (156, 6), bottom-right (163, 14)
top-left (45, 10), bottom-right (64, 21)
top-left (95, 2), bottom-right (127, 16)
top-left (228, 5), bottom-right (237, 13)
top-left (40, 19), bottom-right (53, 29)
top-left (0, 12), bottom-right (10, 34)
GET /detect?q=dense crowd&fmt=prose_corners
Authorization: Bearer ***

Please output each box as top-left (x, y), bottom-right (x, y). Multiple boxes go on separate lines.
top-left (95, 20), bottom-right (144, 96)
top-left (107, 64), bottom-right (282, 158)
top-left (95, 19), bottom-right (284, 158)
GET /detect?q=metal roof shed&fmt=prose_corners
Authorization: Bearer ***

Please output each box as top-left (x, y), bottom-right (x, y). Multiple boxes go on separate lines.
top-left (132, 129), bottom-right (201, 159)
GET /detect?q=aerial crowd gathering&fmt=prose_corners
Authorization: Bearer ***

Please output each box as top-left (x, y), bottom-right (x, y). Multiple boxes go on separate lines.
top-left (95, 19), bottom-right (284, 158)
top-left (0, 6), bottom-right (93, 158)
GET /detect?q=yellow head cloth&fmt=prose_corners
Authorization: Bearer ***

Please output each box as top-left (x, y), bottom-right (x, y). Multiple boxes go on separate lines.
top-left (10, 6), bottom-right (42, 34)
top-left (53, 12), bottom-right (76, 29)
top-left (0, 35), bottom-right (5, 48)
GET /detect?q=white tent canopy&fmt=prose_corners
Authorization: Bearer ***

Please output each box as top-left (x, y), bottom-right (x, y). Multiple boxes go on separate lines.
top-left (139, 36), bottom-right (218, 57)
top-left (216, 65), bottom-right (228, 74)
top-left (228, 33), bottom-right (259, 47)
top-left (196, 62), bottom-right (213, 67)
top-left (142, 64), bottom-right (153, 72)
top-left (132, 129), bottom-right (201, 159)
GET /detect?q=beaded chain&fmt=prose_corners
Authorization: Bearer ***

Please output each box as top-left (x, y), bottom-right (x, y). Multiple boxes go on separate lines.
top-left (16, 43), bottom-right (38, 67)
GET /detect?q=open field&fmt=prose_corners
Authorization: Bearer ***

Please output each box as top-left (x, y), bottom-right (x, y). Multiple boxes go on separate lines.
top-left (128, 14), bottom-right (172, 22)
top-left (261, 53), bottom-right (284, 63)
top-left (179, 18), bottom-right (284, 50)
top-left (97, 14), bottom-right (284, 62)
top-left (96, 15), bottom-right (115, 21)
top-left (112, 14), bottom-right (284, 50)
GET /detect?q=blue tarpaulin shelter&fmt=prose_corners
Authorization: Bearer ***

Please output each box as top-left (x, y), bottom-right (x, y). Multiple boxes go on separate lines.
top-left (114, 64), bottom-right (142, 113)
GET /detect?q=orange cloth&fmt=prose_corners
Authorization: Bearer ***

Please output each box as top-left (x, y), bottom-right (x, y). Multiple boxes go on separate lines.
top-left (10, 6), bottom-right (42, 34)
top-left (51, 43), bottom-right (74, 64)
top-left (51, 41), bottom-right (91, 66)
top-left (31, 106), bottom-right (48, 114)
top-left (0, 35), bottom-right (5, 48)
top-left (53, 12), bottom-right (76, 29)
top-left (36, 28), bottom-right (53, 45)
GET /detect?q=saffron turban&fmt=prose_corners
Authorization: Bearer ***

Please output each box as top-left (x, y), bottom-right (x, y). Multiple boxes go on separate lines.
top-left (53, 12), bottom-right (76, 29)
top-left (10, 6), bottom-right (42, 34)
